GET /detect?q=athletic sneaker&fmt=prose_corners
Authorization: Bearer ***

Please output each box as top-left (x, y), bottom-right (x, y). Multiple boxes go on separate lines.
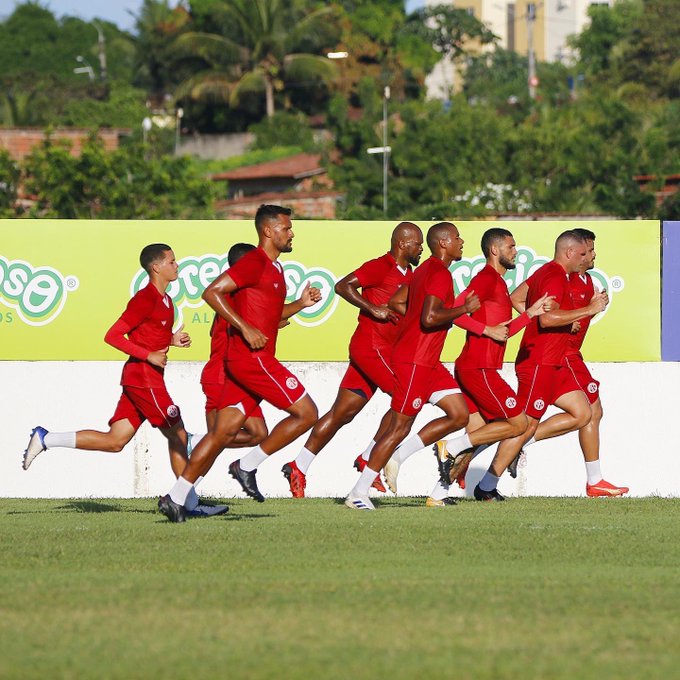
top-left (435, 442), bottom-right (474, 487)
top-left (23, 426), bottom-right (48, 470)
top-left (473, 484), bottom-right (506, 502)
top-left (586, 479), bottom-right (629, 497)
top-left (185, 503), bottom-right (229, 518)
top-left (384, 458), bottom-right (399, 494)
top-left (229, 460), bottom-right (265, 502)
top-left (158, 494), bottom-right (187, 522)
top-left (507, 449), bottom-right (524, 479)
top-left (353, 455), bottom-right (387, 493)
top-left (282, 461), bottom-right (306, 498)
top-left (425, 496), bottom-right (457, 507)
top-left (344, 493), bottom-right (375, 511)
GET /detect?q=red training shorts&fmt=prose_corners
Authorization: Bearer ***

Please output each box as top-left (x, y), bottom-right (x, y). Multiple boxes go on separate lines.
top-left (515, 364), bottom-right (582, 419)
top-left (455, 367), bottom-right (523, 421)
top-left (339, 345), bottom-right (394, 400)
top-left (202, 381), bottom-right (263, 418)
top-left (563, 355), bottom-right (600, 405)
top-left (391, 362), bottom-right (459, 416)
top-left (110, 385), bottom-right (181, 430)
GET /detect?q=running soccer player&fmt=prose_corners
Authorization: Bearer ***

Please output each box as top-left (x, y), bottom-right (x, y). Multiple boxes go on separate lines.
top-left (22, 244), bottom-right (223, 517)
top-left (473, 230), bottom-right (609, 501)
top-left (280, 222), bottom-right (424, 498)
top-left (158, 205), bottom-right (320, 522)
top-left (345, 222), bottom-right (479, 510)
top-left (430, 228), bottom-right (552, 491)
top-left (510, 228), bottom-right (628, 497)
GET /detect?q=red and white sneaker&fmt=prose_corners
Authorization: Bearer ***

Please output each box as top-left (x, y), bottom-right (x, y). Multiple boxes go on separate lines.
top-left (586, 479), bottom-right (629, 497)
top-left (282, 461), bottom-right (306, 498)
top-left (353, 455), bottom-right (387, 493)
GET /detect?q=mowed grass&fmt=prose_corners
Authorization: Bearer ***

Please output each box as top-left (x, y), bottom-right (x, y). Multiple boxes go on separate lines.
top-left (1, 497), bottom-right (679, 680)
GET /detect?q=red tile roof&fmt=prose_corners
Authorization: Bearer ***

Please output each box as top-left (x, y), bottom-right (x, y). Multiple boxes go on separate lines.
top-left (212, 153), bottom-right (326, 181)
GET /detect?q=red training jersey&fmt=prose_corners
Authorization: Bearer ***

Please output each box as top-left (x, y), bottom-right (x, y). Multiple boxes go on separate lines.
top-left (349, 252), bottom-right (412, 351)
top-left (392, 256), bottom-right (455, 367)
top-left (226, 246), bottom-right (286, 359)
top-left (105, 283), bottom-right (174, 388)
top-left (516, 260), bottom-right (574, 367)
top-left (455, 264), bottom-right (529, 369)
top-left (566, 272), bottom-right (595, 358)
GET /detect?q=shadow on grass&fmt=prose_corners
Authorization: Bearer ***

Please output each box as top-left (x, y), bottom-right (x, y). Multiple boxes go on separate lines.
top-left (57, 501), bottom-right (125, 513)
top-left (154, 512), bottom-right (277, 524)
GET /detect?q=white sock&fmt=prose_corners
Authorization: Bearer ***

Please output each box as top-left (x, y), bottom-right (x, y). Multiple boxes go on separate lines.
top-left (479, 471), bottom-right (500, 492)
top-left (352, 467), bottom-right (378, 496)
top-left (393, 435), bottom-right (424, 465)
top-left (44, 432), bottom-right (76, 449)
top-left (445, 432), bottom-right (472, 457)
top-left (169, 476), bottom-right (193, 506)
top-left (194, 475), bottom-right (204, 490)
top-left (429, 479), bottom-right (450, 500)
top-left (360, 440), bottom-right (376, 462)
top-left (185, 485), bottom-right (200, 511)
top-left (585, 460), bottom-right (602, 485)
top-left (240, 445), bottom-right (268, 472)
top-left (524, 436), bottom-right (536, 448)
top-left (294, 447), bottom-right (316, 474)
top-left (188, 432), bottom-right (205, 455)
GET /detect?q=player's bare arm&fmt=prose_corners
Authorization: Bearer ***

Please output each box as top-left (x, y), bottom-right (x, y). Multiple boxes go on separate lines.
top-left (202, 271), bottom-right (268, 350)
top-left (510, 281), bottom-right (529, 313)
top-left (336, 273), bottom-right (399, 323)
top-left (388, 284), bottom-right (409, 317)
top-left (281, 282), bottom-right (322, 320)
top-left (539, 290), bottom-right (608, 328)
top-left (421, 292), bottom-right (480, 329)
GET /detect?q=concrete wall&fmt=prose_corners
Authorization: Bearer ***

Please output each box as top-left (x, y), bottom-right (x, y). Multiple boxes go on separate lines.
top-left (176, 133), bottom-right (254, 160)
top-left (3, 361), bottom-right (678, 500)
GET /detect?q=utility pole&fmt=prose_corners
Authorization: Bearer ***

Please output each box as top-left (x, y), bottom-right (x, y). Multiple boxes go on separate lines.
top-left (527, 3), bottom-right (537, 100)
top-left (93, 21), bottom-right (107, 81)
top-left (382, 85), bottom-right (390, 215)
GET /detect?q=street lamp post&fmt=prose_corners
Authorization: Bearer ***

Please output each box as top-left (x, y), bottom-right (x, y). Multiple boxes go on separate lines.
top-left (365, 85), bottom-right (391, 216)
top-left (73, 55), bottom-right (95, 82)
top-left (175, 108), bottom-right (184, 155)
top-left (92, 21), bottom-right (107, 82)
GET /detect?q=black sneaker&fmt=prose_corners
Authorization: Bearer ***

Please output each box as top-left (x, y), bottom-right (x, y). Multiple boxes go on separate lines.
top-left (473, 484), bottom-right (505, 502)
top-left (507, 450), bottom-right (524, 479)
top-left (229, 460), bottom-right (265, 502)
top-left (158, 494), bottom-right (187, 522)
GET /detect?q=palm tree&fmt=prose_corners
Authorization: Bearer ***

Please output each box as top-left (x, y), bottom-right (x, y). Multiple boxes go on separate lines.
top-left (172, 0), bottom-right (339, 118)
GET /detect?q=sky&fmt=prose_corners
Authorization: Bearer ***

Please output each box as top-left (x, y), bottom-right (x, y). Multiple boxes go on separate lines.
top-left (0, 1), bottom-right (427, 32)
top-left (0, 0), bottom-right (143, 32)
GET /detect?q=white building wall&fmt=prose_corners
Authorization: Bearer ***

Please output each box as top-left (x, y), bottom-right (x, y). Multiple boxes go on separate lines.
top-left (2, 361), bottom-right (678, 500)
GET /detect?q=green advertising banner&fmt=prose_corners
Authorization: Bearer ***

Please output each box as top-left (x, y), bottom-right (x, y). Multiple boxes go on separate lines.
top-left (0, 219), bottom-right (660, 362)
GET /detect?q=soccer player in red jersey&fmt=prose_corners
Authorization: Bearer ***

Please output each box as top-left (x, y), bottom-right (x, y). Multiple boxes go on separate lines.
top-left (473, 230), bottom-right (609, 501)
top-left (21, 244), bottom-right (219, 514)
top-left (159, 205), bottom-right (320, 522)
top-left (280, 222), bottom-right (424, 498)
top-left (513, 228), bottom-right (628, 497)
top-left (345, 222), bottom-right (480, 510)
top-left (429, 228), bottom-right (552, 493)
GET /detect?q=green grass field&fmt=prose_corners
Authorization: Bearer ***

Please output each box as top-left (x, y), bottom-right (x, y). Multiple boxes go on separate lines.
top-left (1, 496), bottom-right (679, 679)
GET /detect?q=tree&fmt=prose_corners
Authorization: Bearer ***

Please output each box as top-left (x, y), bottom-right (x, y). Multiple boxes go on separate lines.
top-left (172, 0), bottom-right (339, 119)
top-left (0, 150), bottom-right (20, 218)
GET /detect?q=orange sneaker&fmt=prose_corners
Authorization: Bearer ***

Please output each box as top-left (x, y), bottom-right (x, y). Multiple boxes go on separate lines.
top-left (353, 455), bottom-right (387, 493)
top-left (586, 479), bottom-right (629, 497)
top-left (282, 461), bottom-right (306, 498)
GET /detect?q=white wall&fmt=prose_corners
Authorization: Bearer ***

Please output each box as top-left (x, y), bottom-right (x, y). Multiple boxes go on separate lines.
top-left (2, 361), bottom-right (678, 499)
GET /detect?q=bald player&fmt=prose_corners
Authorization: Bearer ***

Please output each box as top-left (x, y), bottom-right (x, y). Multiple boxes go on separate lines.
top-left (281, 222), bottom-right (424, 497)
top-left (473, 229), bottom-right (608, 501)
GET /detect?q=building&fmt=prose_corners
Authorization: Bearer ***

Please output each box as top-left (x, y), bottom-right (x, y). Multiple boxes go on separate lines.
top-left (0, 128), bottom-right (130, 160)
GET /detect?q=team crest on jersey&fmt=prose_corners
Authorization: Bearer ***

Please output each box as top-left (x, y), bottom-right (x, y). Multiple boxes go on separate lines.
top-left (533, 399), bottom-right (545, 411)
top-left (167, 404), bottom-right (179, 419)
top-left (412, 397), bottom-right (423, 410)
top-left (587, 382), bottom-right (598, 394)
top-left (505, 397), bottom-right (517, 409)
top-left (286, 377), bottom-right (299, 390)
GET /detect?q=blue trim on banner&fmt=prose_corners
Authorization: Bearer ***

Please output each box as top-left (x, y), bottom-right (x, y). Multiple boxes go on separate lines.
top-left (662, 221), bottom-right (680, 361)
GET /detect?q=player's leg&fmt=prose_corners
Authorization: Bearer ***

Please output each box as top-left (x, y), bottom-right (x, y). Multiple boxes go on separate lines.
top-left (534, 389), bottom-right (592, 442)
top-left (158, 419), bottom-right (190, 477)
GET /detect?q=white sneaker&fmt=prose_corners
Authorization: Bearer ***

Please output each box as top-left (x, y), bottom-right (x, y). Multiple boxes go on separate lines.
top-left (23, 426), bottom-right (48, 470)
top-left (384, 458), bottom-right (400, 495)
top-left (344, 493), bottom-right (375, 511)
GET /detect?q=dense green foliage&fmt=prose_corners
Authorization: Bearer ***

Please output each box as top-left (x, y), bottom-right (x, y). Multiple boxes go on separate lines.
top-left (0, 0), bottom-right (678, 219)
top-left (1, 497), bottom-right (679, 678)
